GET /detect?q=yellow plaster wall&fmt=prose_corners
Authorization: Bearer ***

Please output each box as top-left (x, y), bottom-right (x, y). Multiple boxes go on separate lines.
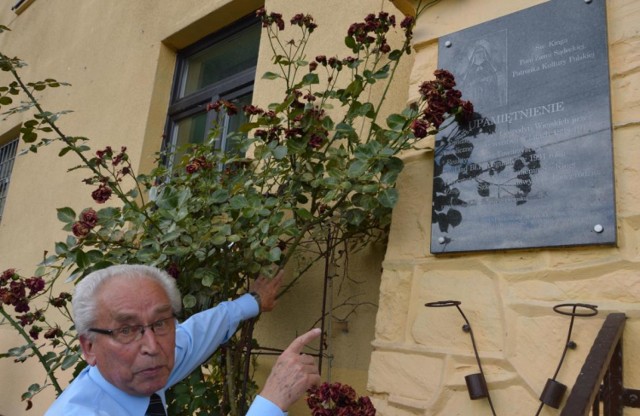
top-left (0, 0), bottom-right (259, 414)
top-left (369, 0), bottom-right (640, 415)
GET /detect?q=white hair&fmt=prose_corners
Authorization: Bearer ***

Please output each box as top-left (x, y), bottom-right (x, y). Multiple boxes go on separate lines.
top-left (72, 264), bottom-right (182, 336)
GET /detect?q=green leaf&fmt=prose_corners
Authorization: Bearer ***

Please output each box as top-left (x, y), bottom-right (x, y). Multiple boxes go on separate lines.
top-left (86, 250), bottom-right (104, 263)
top-left (58, 147), bottom-right (72, 157)
top-left (61, 353), bottom-right (80, 370)
top-left (22, 130), bottom-right (37, 143)
top-left (7, 345), bottom-right (29, 357)
top-left (354, 141), bottom-right (381, 159)
top-left (295, 208), bottom-right (313, 220)
top-left (345, 35), bottom-right (357, 50)
top-left (335, 122), bottom-right (356, 139)
top-left (55, 242), bottom-right (68, 256)
top-left (160, 230), bottom-right (182, 243)
top-left (262, 71), bottom-right (281, 80)
top-left (136, 247), bottom-right (158, 263)
top-left (229, 195), bottom-right (249, 210)
top-left (378, 188), bottom-right (399, 208)
top-left (345, 78), bottom-right (364, 98)
top-left (267, 246), bottom-right (282, 262)
top-left (372, 63), bottom-right (391, 79)
top-left (300, 73), bottom-right (319, 86)
top-left (345, 208), bottom-right (365, 225)
top-left (353, 102), bottom-right (375, 118)
top-left (183, 294), bottom-right (197, 309)
top-left (0, 96), bottom-right (11, 105)
top-left (210, 189), bottom-right (229, 204)
top-left (201, 273), bottom-right (215, 288)
top-left (387, 113), bottom-right (408, 131)
top-left (211, 234), bottom-right (227, 246)
top-left (347, 160), bottom-right (367, 178)
top-left (272, 145), bottom-right (287, 160)
top-left (56, 207), bottom-right (76, 224)
top-left (389, 49), bottom-right (403, 61)
top-left (75, 250), bottom-right (89, 269)
top-left (21, 383), bottom-right (41, 400)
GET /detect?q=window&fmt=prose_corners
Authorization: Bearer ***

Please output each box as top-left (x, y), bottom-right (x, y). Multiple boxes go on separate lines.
top-left (163, 15), bottom-right (261, 169)
top-left (0, 136), bottom-right (19, 223)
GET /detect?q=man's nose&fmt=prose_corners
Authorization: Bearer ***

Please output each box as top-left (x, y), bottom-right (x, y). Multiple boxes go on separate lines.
top-left (139, 327), bottom-right (161, 353)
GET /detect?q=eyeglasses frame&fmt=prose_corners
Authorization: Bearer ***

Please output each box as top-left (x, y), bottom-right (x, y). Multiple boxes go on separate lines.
top-left (88, 314), bottom-right (176, 344)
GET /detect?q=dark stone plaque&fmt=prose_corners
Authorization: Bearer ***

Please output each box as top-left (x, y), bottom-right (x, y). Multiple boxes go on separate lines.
top-left (431, 0), bottom-right (616, 254)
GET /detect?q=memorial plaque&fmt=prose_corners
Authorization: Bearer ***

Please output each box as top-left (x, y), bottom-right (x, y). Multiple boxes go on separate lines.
top-left (431, 0), bottom-right (616, 254)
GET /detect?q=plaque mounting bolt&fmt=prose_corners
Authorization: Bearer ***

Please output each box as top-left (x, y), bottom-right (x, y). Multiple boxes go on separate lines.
top-left (584, 0), bottom-right (592, 3)
top-left (438, 237), bottom-right (446, 244)
top-left (445, 40), bottom-right (452, 48)
top-left (593, 224), bottom-right (604, 233)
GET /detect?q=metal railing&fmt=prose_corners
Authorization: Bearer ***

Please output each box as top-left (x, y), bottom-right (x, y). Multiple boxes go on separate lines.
top-left (561, 313), bottom-right (639, 415)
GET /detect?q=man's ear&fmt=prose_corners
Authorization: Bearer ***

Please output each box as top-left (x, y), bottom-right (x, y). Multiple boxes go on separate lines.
top-left (79, 334), bottom-right (97, 366)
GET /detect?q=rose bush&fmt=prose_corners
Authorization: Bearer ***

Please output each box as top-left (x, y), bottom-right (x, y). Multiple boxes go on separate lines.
top-left (0, 2), bottom-right (472, 414)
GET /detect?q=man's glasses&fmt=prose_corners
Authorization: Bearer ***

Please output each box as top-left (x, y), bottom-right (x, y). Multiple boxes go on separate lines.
top-left (89, 316), bottom-right (176, 344)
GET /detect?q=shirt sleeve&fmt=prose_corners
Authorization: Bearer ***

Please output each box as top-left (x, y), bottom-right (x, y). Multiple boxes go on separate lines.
top-left (246, 395), bottom-right (287, 416)
top-left (166, 293), bottom-right (259, 388)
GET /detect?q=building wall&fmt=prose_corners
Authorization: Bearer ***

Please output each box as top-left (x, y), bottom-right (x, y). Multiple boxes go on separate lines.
top-left (1, 0), bottom-right (637, 415)
top-left (0, 0), bottom-right (400, 415)
top-left (369, 0), bottom-right (640, 415)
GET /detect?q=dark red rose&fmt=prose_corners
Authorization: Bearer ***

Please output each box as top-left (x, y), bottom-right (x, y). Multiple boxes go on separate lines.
top-left (29, 325), bottom-right (42, 340)
top-left (434, 69), bottom-right (456, 88)
top-left (400, 16), bottom-right (414, 29)
top-left (16, 313), bottom-right (35, 327)
top-left (242, 104), bottom-right (264, 116)
top-left (14, 300), bottom-right (30, 313)
top-left (411, 119), bottom-right (429, 138)
top-left (91, 184), bottom-right (112, 204)
top-left (72, 221), bottom-right (91, 237)
top-left (166, 263), bottom-right (180, 279)
top-left (50, 292), bottom-right (72, 308)
top-left (80, 208), bottom-right (98, 227)
top-left (0, 287), bottom-right (13, 305)
top-left (44, 327), bottom-right (63, 339)
top-left (0, 268), bottom-right (15, 285)
top-left (25, 276), bottom-right (45, 295)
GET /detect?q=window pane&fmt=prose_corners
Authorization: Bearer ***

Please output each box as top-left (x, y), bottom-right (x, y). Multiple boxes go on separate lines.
top-left (171, 112), bottom-right (209, 164)
top-left (179, 23), bottom-right (260, 98)
top-left (222, 92), bottom-right (252, 156)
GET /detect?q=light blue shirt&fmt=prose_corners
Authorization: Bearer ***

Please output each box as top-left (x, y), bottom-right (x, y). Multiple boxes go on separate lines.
top-left (45, 294), bottom-right (284, 416)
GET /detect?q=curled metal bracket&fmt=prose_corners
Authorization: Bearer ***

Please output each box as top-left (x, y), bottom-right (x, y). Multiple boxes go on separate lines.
top-left (426, 300), bottom-right (497, 416)
top-left (535, 303), bottom-right (599, 414)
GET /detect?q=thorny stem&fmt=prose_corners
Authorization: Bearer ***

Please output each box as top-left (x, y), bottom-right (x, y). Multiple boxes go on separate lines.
top-left (0, 306), bottom-right (63, 394)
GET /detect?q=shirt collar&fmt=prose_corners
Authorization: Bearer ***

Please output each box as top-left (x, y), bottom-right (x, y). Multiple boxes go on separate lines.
top-left (87, 365), bottom-right (160, 415)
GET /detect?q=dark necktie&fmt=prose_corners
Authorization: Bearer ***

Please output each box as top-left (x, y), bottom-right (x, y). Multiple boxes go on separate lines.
top-left (146, 393), bottom-right (166, 416)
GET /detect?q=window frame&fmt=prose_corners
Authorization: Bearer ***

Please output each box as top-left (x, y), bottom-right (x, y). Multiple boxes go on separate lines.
top-left (0, 134), bottom-right (19, 223)
top-left (162, 14), bottom-right (260, 169)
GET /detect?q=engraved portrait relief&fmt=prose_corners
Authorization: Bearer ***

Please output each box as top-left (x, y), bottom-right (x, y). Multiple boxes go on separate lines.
top-left (459, 31), bottom-right (508, 111)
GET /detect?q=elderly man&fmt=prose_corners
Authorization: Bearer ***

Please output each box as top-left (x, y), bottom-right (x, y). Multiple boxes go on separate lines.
top-left (45, 264), bottom-right (320, 415)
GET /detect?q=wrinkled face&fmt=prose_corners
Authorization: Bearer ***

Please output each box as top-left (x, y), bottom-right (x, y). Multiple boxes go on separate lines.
top-left (79, 276), bottom-right (176, 396)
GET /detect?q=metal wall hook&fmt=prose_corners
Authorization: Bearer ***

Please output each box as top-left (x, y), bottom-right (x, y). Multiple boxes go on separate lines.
top-left (426, 300), bottom-right (498, 416)
top-left (535, 303), bottom-right (599, 414)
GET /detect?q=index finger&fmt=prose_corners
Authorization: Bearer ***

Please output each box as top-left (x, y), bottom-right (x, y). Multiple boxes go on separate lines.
top-left (284, 328), bottom-right (321, 355)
